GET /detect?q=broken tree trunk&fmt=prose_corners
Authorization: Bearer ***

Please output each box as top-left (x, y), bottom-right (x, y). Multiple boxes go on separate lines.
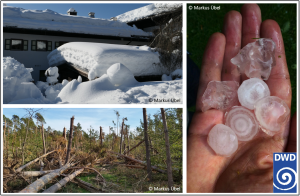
top-left (65, 116), bottom-right (75, 164)
top-left (22, 170), bottom-right (54, 178)
top-left (100, 126), bottom-right (102, 146)
top-left (111, 152), bottom-right (166, 173)
top-left (119, 119), bottom-right (124, 154)
top-left (161, 108), bottom-right (174, 189)
top-left (143, 108), bottom-right (152, 181)
top-left (42, 163), bottom-right (91, 193)
top-left (42, 124), bottom-right (46, 154)
top-left (128, 139), bottom-right (145, 153)
top-left (15, 150), bottom-right (57, 173)
top-left (19, 157), bottom-right (75, 193)
top-left (74, 178), bottom-right (102, 193)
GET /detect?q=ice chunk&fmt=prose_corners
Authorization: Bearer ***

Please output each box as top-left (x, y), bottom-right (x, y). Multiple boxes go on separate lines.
top-left (207, 124), bottom-right (238, 157)
top-left (231, 38), bottom-right (276, 80)
top-left (45, 66), bottom-right (59, 85)
top-left (254, 96), bottom-right (290, 136)
top-left (225, 106), bottom-right (259, 141)
top-left (238, 78), bottom-right (270, 110)
top-left (107, 63), bottom-right (138, 86)
top-left (201, 81), bottom-right (239, 112)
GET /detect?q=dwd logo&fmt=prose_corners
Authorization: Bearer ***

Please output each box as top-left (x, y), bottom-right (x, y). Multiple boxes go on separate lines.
top-left (273, 153), bottom-right (297, 193)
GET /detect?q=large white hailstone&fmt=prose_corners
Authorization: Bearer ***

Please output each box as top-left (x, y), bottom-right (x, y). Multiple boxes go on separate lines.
top-left (254, 96), bottom-right (290, 136)
top-left (207, 124), bottom-right (238, 157)
top-left (225, 106), bottom-right (259, 141)
top-left (238, 78), bottom-right (270, 110)
top-left (107, 63), bottom-right (138, 86)
top-left (231, 38), bottom-right (276, 80)
top-left (202, 80), bottom-right (239, 112)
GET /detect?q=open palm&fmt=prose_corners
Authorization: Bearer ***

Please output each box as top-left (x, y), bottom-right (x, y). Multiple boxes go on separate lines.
top-left (187, 4), bottom-right (295, 193)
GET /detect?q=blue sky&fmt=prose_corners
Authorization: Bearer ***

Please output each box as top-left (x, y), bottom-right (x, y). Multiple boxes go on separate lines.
top-left (5, 3), bottom-right (150, 19)
top-left (3, 108), bottom-right (162, 135)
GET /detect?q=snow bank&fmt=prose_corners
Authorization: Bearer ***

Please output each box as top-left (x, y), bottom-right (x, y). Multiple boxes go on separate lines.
top-left (47, 42), bottom-right (164, 80)
top-left (107, 63), bottom-right (138, 86)
top-left (116, 3), bottom-right (182, 23)
top-left (3, 6), bottom-right (151, 37)
top-left (3, 57), bottom-right (47, 104)
top-left (57, 74), bottom-right (116, 103)
top-left (162, 69), bottom-right (182, 81)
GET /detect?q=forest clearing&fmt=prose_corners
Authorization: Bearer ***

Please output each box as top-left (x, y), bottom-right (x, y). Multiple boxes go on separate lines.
top-left (3, 108), bottom-right (182, 193)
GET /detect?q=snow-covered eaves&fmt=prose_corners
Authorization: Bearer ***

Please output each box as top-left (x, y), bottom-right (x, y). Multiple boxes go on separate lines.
top-left (3, 6), bottom-right (152, 38)
top-left (116, 3), bottom-right (182, 23)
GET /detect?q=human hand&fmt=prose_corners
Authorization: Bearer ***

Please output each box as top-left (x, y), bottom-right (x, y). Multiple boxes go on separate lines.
top-left (187, 4), bottom-right (295, 192)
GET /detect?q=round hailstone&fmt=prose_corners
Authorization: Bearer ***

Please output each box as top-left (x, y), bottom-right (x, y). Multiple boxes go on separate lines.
top-left (254, 96), bottom-right (290, 136)
top-left (225, 106), bottom-right (259, 141)
top-left (207, 124), bottom-right (238, 157)
top-left (238, 78), bottom-right (270, 110)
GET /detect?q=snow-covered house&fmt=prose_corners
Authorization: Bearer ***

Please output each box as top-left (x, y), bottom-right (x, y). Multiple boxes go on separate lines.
top-left (115, 3), bottom-right (182, 33)
top-left (3, 6), bottom-right (152, 82)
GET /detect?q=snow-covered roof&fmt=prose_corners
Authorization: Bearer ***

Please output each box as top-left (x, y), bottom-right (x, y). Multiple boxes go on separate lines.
top-left (67, 8), bottom-right (75, 12)
top-left (47, 42), bottom-right (165, 80)
top-left (3, 6), bottom-right (151, 38)
top-left (116, 3), bottom-right (182, 23)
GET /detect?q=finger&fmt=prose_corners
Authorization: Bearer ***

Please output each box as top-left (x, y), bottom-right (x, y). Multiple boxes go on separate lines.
top-left (221, 10), bottom-right (242, 83)
top-left (240, 4), bottom-right (262, 81)
top-left (285, 112), bottom-right (296, 152)
top-left (196, 33), bottom-right (226, 112)
top-left (261, 19), bottom-right (292, 108)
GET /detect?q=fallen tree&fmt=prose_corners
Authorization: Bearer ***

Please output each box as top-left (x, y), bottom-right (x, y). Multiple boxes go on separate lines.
top-left (110, 152), bottom-right (166, 173)
top-left (42, 163), bottom-right (91, 193)
top-left (22, 170), bottom-right (55, 178)
top-left (15, 150), bottom-right (57, 173)
top-left (19, 155), bottom-right (75, 193)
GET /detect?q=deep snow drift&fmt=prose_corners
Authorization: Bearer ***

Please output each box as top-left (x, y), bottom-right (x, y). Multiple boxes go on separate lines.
top-left (47, 42), bottom-right (168, 80)
top-left (3, 57), bottom-right (49, 104)
top-left (3, 57), bottom-right (182, 104)
top-left (116, 3), bottom-right (182, 23)
top-left (3, 6), bottom-right (150, 37)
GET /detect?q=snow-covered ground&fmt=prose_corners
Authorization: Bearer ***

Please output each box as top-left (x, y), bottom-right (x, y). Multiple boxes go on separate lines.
top-left (3, 57), bottom-right (182, 104)
top-left (47, 42), bottom-right (168, 80)
top-left (3, 6), bottom-right (150, 37)
top-left (116, 3), bottom-right (182, 23)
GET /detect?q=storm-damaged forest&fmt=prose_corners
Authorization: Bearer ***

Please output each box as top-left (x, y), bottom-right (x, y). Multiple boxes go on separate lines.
top-left (3, 108), bottom-right (182, 193)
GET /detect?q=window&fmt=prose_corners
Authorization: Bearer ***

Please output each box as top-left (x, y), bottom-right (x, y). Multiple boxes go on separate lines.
top-left (31, 40), bottom-right (52, 51)
top-left (55, 41), bottom-right (68, 49)
top-left (5, 39), bottom-right (28, 51)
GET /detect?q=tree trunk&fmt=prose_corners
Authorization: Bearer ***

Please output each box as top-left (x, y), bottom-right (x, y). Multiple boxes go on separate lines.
top-left (100, 126), bottom-right (102, 147)
top-left (128, 140), bottom-right (145, 154)
top-left (160, 108), bottom-right (174, 189)
top-left (15, 150), bottom-right (57, 173)
top-left (143, 108), bottom-right (152, 181)
top-left (111, 152), bottom-right (166, 173)
top-left (4, 120), bottom-right (7, 165)
top-left (22, 118), bottom-right (31, 165)
top-left (65, 116), bottom-right (75, 164)
top-left (119, 120), bottom-right (124, 154)
top-left (19, 161), bottom-right (74, 193)
top-left (22, 170), bottom-right (54, 178)
top-left (42, 124), bottom-right (46, 154)
top-left (43, 163), bottom-right (91, 193)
